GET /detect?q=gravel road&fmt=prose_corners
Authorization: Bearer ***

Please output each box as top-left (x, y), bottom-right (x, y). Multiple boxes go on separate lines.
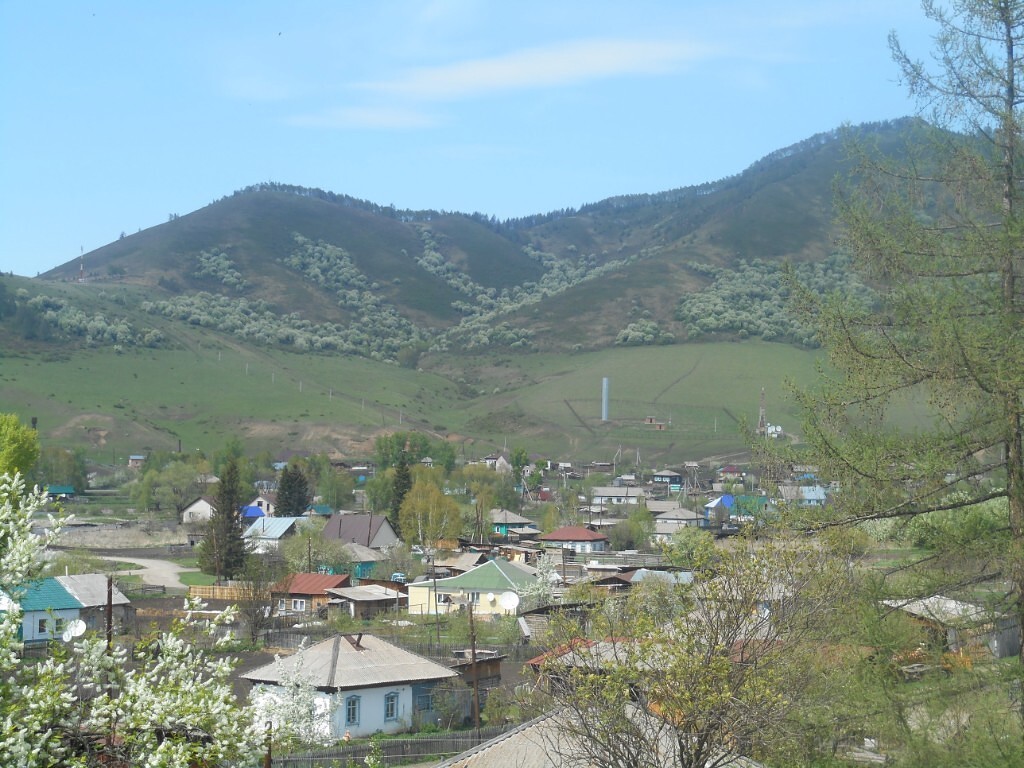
top-left (99, 555), bottom-right (198, 590)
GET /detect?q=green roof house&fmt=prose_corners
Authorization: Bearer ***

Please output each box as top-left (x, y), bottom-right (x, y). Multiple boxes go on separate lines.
top-left (407, 559), bottom-right (536, 618)
top-left (0, 575), bottom-right (132, 644)
top-left (1, 577), bottom-right (81, 643)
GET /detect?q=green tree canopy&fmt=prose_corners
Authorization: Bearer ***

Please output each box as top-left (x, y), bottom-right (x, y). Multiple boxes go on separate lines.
top-left (0, 413), bottom-right (39, 479)
top-left (781, 0), bottom-right (1024, 664)
top-left (276, 464), bottom-right (310, 516)
top-left (398, 479), bottom-right (461, 547)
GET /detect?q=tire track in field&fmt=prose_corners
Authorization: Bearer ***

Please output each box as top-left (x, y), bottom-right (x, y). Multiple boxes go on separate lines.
top-left (653, 354), bottom-right (703, 404)
top-left (564, 400), bottom-right (595, 434)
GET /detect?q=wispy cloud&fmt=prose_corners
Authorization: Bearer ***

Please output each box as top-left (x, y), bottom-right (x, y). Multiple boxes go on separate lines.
top-left (362, 37), bottom-right (713, 101)
top-left (286, 106), bottom-right (439, 130)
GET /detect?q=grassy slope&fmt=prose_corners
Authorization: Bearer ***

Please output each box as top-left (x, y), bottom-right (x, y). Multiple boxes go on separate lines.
top-left (0, 321), bottom-right (821, 468)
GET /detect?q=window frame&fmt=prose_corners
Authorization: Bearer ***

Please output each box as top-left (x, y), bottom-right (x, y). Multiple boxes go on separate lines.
top-left (384, 691), bottom-right (399, 721)
top-left (345, 695), bottom-right (360, 726)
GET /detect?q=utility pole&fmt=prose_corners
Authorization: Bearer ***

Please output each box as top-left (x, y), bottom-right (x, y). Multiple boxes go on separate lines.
top-left (468, 602), bottom-right (480, 738)
top-left (430, 552), bottom-right (441, 646)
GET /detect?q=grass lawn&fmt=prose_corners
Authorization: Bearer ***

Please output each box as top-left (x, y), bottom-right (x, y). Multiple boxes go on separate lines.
top-left (179, 571), bottom-right (216, 587)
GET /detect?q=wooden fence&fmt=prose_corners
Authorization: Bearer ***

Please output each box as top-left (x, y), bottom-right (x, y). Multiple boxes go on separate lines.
top-left (187, 584), bottom-right (246, 601)
top-left (272, 726), bottom-right (509, 767)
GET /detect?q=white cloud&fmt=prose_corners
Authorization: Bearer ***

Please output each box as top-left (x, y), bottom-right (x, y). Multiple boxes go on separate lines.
top-left (286, 106), bottom-right (439, 130)
top-left (362, 37), bottom-right (714, 101)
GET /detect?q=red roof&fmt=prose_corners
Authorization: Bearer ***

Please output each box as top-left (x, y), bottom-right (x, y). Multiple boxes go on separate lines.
top-left (274, 573), bottom-right (350, 595)
top-left (538, 526), bottom-right (608, 542)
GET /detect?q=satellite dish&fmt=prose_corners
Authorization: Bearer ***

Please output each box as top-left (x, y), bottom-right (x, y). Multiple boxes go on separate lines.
top-left (499, 592), bottom-right (520, 611)
top-left (486, 593), bottom-right (495, 603)
top-left (62, 619), bottom-right (86, 642)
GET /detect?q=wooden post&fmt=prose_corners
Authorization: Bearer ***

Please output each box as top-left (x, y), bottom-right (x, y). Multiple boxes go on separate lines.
top-left (468, 603), bottom-right (480, 738)
top-left (105, 575), bottom-right (113, 653)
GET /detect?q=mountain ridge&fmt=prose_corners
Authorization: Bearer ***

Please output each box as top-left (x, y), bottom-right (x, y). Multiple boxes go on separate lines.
top-left (33, 119), bottom-right (918, 358)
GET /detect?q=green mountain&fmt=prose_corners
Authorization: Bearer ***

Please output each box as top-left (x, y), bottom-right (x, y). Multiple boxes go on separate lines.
top-left (0, 119), bottom-right (915, 464)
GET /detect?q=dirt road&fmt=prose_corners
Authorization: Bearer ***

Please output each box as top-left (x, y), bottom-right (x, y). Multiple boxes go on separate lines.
top-left (99, 555), bottom-right (198, 590)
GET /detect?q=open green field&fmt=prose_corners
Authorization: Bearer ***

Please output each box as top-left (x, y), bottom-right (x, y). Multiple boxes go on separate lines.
top-left (0, 329), bottom-right (822, 466)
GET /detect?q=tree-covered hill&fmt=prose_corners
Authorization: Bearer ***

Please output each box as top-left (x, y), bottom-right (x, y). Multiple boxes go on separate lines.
top-left (26, 119), bottom-right (923, 360)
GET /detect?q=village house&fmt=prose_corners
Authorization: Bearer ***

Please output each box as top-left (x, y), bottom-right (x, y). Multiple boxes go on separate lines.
top-left (883, 595), bottom-right (1022, 660)
top-left (489, 508), bottom-right (539, 541)
top-left (181, 496), bottom-right (216, 525)
top-left (778, 483), bottom-right (828, 507)
top-left (326, 584), bottom-right (406, 620)
top-left (407, 559), bottom-right (536, 619)
top-left (704, 495), bottom-right (735, 527)
top-left (0, 575), bottom-right (132, 643)
top-left (652, 514), bottom-right (705, 544)
top-left (341, 541), bottom-right (387, 579)
top-left (481, 454), bottom-right (512, 474)
top-left (432, 551), bottom-right (490, 578)
top-left (247, 491), bottom-right (278, 517)
top-left (243, 633), bottom-right (459, 739)
top-left (271, 573), bottom-right (350, 620)
top-left (537, 526), bottom-right (610, 554)
top-left (242, 516), bottom-right (305, 554)
top-left (589, 485), bottom-right (646, 511)
top-left (651, 469), bottom-right (684, 489)
top-left (322, 512), bottom-right (399, 550)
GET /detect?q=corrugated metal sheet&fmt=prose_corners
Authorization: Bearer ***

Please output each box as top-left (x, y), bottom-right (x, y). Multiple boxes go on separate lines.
top-left (431, 559), bottom-right (536, 592)
top-left (242, 516), bottom-right (304, 540)
top-left (274, 572), bottom-right (349, 595)
top-left (242, 633), bottom-right (457, 690)
top-left (20, 578), bottom-right (81, 612)
top-left (326, 585), bottom-right (402, 602)
top-left (56, 574), bottom-right (130, 608)
top-left (438, 708), bottom-right (766, 767)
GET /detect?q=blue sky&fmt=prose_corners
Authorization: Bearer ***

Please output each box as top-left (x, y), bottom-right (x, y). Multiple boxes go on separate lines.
top-left (1, 1), bottom-right (933, 277)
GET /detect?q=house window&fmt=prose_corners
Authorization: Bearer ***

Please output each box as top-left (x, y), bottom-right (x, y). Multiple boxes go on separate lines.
top-left (37, 618), bottom-right (47, 634)
top-left (277, 599), bottom-right (286, 612)
top-left (345, 695), bottom-right (360, 726)
top-left (291, 598), bottom-right (306, 612)
top-left (54, 618), bottom-right (65, 634)
top-left (384, 692), bottom-right (398, 721)
top-left (469, 592), bottom-right (480, 604)
top-left (415, 693), bottom-right (433, 711)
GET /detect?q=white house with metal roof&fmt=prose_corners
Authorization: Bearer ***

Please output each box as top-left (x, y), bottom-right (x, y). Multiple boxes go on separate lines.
top-left (242, 516), bottom-right (305, 554)
top-left (243, 633), bottom-right (458, 738)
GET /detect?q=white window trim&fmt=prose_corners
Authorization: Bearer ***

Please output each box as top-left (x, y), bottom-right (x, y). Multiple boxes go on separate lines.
top-left (345, 695), bottom-right (361, 726)
top-left (384, 691), bottom-right (399, 721)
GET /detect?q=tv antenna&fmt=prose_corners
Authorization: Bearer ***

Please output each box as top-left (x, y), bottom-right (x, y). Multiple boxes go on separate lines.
top-left (62, 619), bottom-right (86, 643)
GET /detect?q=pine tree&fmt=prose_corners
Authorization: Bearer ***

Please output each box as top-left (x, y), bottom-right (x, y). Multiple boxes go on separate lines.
top-left (782, 0), bottom-right (1024, 712)
top-left (390, 452), bottom-right (411, 538)
top-left (198, 458), bottom-right (247, 581)
top-left (277, 464), bottom-right (310, 516)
